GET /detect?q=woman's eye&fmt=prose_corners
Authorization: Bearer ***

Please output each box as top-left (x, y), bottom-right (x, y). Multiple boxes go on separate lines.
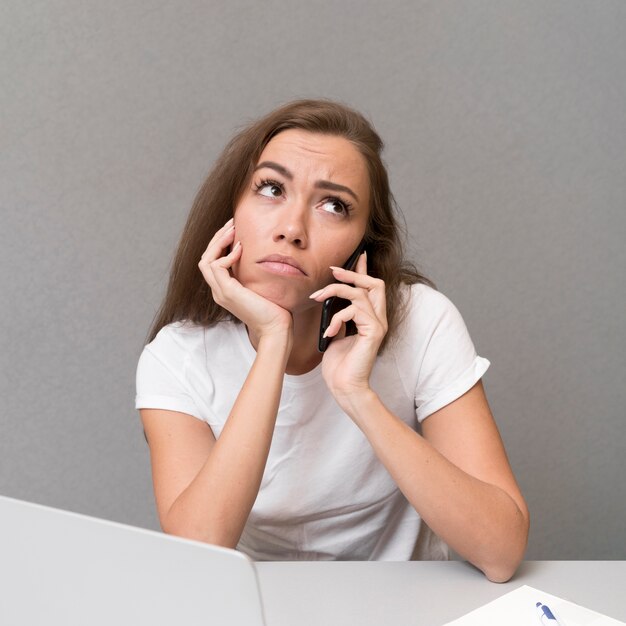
top-left (321, 198), bottom-right (348, 216)
top-left (257, 181), bottom-right (283, 198)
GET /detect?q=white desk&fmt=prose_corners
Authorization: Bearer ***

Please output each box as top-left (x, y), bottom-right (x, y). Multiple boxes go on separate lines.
top-left (2, 495), bottom-right (623, 625)
top-left (256, 561), bottom-right (626, 625)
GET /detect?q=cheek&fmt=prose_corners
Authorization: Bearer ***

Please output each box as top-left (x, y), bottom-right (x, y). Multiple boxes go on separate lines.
top-left (232, 221), bottom-right (252, 251)
top-left (233, 202), bottom-right (265, 242)
top-left (231, 224), bottom-right (258, 282)
top-left (319, 236), bottom-right (363, 268)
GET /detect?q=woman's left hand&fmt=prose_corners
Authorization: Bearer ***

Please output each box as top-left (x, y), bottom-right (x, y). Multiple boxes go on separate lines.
top-left (310, 252), bottom-right (388, 404)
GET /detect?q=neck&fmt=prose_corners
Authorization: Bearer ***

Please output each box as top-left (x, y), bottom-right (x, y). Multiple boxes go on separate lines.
top-left (286, 312), bottom-right (324, 374)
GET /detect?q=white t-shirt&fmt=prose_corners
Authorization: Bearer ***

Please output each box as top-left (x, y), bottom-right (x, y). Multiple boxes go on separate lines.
top-left (135, 282), bottom-right (490, 561)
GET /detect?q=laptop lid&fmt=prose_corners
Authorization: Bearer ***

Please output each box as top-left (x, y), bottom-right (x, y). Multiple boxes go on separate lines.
top-left (0, 495), bottom-right (266, 626)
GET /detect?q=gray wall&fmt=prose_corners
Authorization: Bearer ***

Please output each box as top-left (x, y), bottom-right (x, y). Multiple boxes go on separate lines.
top-left (1, 1), bottom-right (624, 559)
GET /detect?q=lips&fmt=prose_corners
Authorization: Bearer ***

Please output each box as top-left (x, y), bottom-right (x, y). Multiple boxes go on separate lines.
top-left (257, 254), bottom-right (307, 276)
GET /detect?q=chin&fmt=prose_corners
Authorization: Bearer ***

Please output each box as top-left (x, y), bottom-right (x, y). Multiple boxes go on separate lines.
top-left (255, 283), bottom-right (305, 312)
top-left (247, 278), bottom-right (318, 315)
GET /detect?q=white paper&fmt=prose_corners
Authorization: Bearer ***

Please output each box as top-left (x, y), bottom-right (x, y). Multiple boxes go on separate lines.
top-left (444, 584), bottom-right (625, 626)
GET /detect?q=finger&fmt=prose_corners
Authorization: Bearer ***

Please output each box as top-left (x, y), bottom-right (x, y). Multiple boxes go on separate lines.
top-left (198, 237), bottom-right (240, 292)
top-left (202, 241), bottom-right (243, 303)
top-left (328, 264), bottom-right (378, 290)
top-left (310, 283), bottom-right (383, 325)
top-left (208, 222), bottom-right (236, 253)
top-left (355, 250), bottom-right (367, 274)
top-left (323, 302), bottom-right (385, 341)
top-left (323, 304), bottom-right (357, 339)
top-left (198, 232), bottom-right (235, 282)
top-left (310, 278), bottom-right (385, 322)
top-left (310, 282), bottom-right (364, 304)
top-left (201, 220), bottom-right (236, 261)
top-left (209, 241), bottom-right (242, 294)
top-left (210, 217), bottom-right (235, 243)
top-left (214, 240), bottom-right (242, 270)
top-left (328, 265), bottom-right (386, 320)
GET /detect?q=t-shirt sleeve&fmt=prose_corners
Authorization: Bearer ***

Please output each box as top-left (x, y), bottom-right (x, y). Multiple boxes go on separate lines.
top-left (135, 332), bottom-right (202, 419)
top-left (414, 289), bottom-right (490, 422)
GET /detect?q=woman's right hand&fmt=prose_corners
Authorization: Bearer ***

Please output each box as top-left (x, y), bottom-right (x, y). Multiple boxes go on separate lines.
top-left (198, 218), bottom-right (294, 343)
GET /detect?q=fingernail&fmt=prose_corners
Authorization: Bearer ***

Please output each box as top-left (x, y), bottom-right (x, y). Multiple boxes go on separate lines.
top-left (322, 327), bottom-right (330, 338)
top-left (233, 240), bottom-right (241, 251)
top-left (329, 266), bottom-right (343, 272)
top-left (309, 289), bottom-right (324, 299)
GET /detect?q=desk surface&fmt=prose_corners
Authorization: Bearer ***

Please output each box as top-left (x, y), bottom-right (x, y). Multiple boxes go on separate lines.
top-left (4, 497), bottom-right (622, 625)
top-left (256, 560), bottom-right (626, 626)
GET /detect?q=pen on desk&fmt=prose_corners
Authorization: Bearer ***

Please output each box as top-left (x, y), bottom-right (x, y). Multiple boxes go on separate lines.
top-left (536, 601), bottom-right (566, 626)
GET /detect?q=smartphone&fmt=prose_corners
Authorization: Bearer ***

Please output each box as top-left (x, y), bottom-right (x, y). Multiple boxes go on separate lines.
top-left (318, 240), bottom-right (366, 352)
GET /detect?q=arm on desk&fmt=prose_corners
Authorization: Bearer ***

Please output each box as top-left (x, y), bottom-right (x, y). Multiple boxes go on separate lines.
top-left (419, 380), bottom-right (530, 582)
top-left (340, 380), bottom-right (529, 583)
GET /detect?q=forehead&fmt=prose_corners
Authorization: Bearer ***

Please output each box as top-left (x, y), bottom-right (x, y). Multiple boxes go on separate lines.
top-left (259, 129), bottom-right (369, 188)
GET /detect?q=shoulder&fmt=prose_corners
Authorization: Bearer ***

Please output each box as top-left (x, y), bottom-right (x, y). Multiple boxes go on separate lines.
top-left (142, 320), bottom-right (238, 365)
top-left (389, 283), bottom-right (489, 422)
top-left (401, 282), bottom-right (466, 333)
top-left (147, 320), bottom-right (205, 354)
top-left (384, 282), bottom-right (477, 367)
top-left (136, 319), bottom-right (243, 394)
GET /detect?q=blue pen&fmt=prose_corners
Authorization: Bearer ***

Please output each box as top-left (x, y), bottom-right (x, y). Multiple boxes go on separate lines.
top-left (536, 601), bottom-right (565, 626)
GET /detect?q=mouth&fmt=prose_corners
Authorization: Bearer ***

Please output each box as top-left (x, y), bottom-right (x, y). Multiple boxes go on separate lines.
top-left (257, 254), bottom-right (307, 277)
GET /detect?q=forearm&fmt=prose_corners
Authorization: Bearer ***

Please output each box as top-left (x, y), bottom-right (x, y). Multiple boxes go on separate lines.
top-left (164, 333), bottom-right (291, 547)
top-left (341, 390), bottom-right (528, 582)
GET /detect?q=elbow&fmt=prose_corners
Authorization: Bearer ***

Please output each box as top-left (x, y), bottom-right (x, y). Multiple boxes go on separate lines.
top-left (480, 541), bottom-right (526, 583)
top-left (483, 562), bottom-right (520, 584)
top-left (474, 506), bottom-right (530, 583)
top-left (482, 546), bottom-right (524, 582)
top-left (481, 508), bottom-right (530, 583)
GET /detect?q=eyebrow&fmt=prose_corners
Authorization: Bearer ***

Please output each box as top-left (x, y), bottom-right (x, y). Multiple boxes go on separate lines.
top-left (253, 161), bottom-right (360, 202)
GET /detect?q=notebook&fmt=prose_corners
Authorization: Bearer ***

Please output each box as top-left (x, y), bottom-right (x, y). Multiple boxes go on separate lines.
top-left (444, 584), bottom-right (625, 625)
top-left (0, 495), bottom-right (266, 625)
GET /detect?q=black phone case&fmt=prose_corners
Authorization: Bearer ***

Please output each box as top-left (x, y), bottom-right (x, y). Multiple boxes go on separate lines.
top-left (318, 241), bottom-right (366, 352)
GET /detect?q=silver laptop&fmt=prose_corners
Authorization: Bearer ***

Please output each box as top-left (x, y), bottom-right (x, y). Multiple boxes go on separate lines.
top-left (0, 495), bottom-right (267, 625)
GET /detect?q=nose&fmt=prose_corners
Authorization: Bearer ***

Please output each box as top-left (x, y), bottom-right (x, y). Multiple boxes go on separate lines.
top-left (272, 201), bottom-right (308, 248)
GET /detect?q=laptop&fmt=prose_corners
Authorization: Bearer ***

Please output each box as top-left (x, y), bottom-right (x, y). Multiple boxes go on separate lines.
top-left (0, 495), bottom-right (267, 625)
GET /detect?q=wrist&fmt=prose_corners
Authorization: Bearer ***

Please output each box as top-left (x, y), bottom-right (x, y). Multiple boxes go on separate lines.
top-left (334, 387), bottom-right (380, 423)
top-left (257, 330), bottom-right (293, 359)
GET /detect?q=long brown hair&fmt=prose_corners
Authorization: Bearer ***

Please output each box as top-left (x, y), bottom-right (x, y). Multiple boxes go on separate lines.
top-left (146, 98), bottom-right (436, 350)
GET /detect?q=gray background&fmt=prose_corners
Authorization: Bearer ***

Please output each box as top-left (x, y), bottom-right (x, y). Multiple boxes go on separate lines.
top-left (1, 1), bottom-right (624, 559)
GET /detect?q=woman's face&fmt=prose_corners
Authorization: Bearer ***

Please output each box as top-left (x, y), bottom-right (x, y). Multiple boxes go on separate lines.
top-left (232, 129), bottom-right (370, 314)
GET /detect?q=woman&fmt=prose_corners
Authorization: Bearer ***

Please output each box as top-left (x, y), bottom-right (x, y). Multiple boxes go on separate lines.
top-left (135, 98), bottom-right (529, 582)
